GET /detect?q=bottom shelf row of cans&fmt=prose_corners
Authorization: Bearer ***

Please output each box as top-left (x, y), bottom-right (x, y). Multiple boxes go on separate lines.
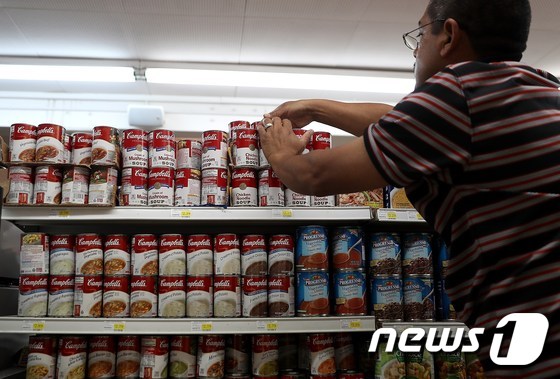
top-left (25, 332), bottom-right (485, 379)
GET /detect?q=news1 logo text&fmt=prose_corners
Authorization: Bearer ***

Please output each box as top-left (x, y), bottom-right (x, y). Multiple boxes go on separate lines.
top-left (368, 313), bottom-right (548, 365)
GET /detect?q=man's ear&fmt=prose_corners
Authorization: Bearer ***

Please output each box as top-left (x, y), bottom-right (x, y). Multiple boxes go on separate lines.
top-left (440, 18), bottom-right (462, 57)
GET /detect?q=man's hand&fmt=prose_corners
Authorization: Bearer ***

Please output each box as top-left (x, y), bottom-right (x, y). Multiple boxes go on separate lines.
top-left (257, 116), bottom-right (313, 166)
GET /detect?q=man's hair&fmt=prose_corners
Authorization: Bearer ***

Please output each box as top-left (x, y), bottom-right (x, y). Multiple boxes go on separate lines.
top-left (427, 0), bottom-right (531, 61)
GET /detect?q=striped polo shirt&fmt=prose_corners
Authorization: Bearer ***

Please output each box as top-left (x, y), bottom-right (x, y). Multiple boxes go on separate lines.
top-left (365, 60), bottom-right (560, 377)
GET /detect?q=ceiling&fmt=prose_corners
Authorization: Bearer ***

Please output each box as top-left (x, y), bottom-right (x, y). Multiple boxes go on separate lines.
top-left (0, 0), bottom-right (559, 141)
top-left (0, 0), bottom-right (559, 101)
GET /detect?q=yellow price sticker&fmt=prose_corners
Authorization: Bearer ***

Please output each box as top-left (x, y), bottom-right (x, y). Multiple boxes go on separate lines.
top-left (32, 321), bottom-right (45, 331)
top-left (180, 210), bottom-right (192, 218)
top-left (416, 212), bottom-right (424, 220)
top-left (266, 322), bottom-right (278, 331)
top-left (281, 209), bottom-right (293, 218)
top-left (201, 323), bottom-right (213, 332)
top-left (113, 322), bottom-right (126, 332)
top-left (349, 320), bottom-right (362, 329)
top-left (387, 211), bottom-right (397, 220)
top-left (58, 210), bottom-right (71, 218)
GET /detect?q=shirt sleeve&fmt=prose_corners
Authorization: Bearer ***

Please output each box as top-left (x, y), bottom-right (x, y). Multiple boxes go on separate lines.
top-left (364, 67), bottom-right (473, 187)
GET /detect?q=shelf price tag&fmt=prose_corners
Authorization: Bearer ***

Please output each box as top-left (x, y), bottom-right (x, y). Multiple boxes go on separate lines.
top-left (266, 321), bottom-right (278, 331)
top-left (32, 321), bottom-right (45, 331)
top-left (171, 209), bottom-right (192, 218)
top-left (50, 209), bottom-right (71, 218)
top-left (386, 211), bottom-right (397, 220)
top-left (113, 322), bottom-right (126, 332)
top-left (272, 209), bottom-right (293, 218)
top-left (192, 322), bottom-right (213, 332)
top-left (341, 319), bottom-right (361, 329)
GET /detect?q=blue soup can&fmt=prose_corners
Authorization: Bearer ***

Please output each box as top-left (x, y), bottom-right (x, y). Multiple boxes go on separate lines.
top-left (296, 270), bottom-right (330, 316)
top-left (295, 225), bottom-right (329, 270)
top-left (333, 269), bottom-right (366, 315)
top-left (403, 275), bottom-right (435, 321)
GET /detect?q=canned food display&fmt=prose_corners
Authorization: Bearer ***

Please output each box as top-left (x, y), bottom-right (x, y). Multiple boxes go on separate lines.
top-left (10, 123), bottom-right (37, 163)
top-left (87, 336), bottom-right (116, 379)
top-left (26, 336), bottom-right (57, 379)
top-left (140, 336), bottom-right (169, 379)
top-left (231, 128), bottom-right (259, 168)
top-left (47, 275), bottom-right (75, 317)
top-left (71, 132), bottom-right (93, 166)
top-left (252, 335), bottom-right (279, 377)
top-left (214, 275), bottom-right (241, 318)
top-left (197, 335), bottom-right (225, 378)
top-left (296, 271), bottom-right (330, 316)
top-left (116, 336), bottom-right (141, 379)
top-left (369, 233), bottom-right (401, 276)
top-left (331, 227), bottom-right (364, 270)
top-left (18, 274), bottom-right (48, 317)
top-left (403, 275), bottom-right (435, 321)
top-left (402, 233), bottom-right (433, 276)
top-left (56, 336), bottom-right (87, 379)
top-left (296, 226), bottom-right (329, 270)
top-left (149, 130), bottom-right (176, 169)
top-left (169, 336), bottom-right (197, 378)
top-left (6, 166), bottom-right (33, 205)
top-left (186, 276), bottom-right (213, 318)
top-left (36, 123), bottom-right (65, 164)
top-left (33, 165), bottom-right (62, 205)
top-left (177, 139), bottom-right (202, 170)
top-left (122, 128), bottom-right (149, 168)
top-left (91, 126), bottom-right (119, 166)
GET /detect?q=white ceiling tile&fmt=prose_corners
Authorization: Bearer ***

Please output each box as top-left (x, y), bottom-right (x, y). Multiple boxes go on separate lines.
top-left (0, 0), bottom-right (125, 12)
top-left (0, 10), bottom-right (36, 55)
top-left (122, 0), bottom-right (246, 17)
top-left (246, 0), bottom-right (371, 21)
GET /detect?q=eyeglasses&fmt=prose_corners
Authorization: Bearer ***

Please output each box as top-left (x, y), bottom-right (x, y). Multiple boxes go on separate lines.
top-left (402, 19), bottom-right (445, 50)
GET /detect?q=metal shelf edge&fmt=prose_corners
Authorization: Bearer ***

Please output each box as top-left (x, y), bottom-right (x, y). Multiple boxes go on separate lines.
top-left (0, 316), bottom-right (376, 335)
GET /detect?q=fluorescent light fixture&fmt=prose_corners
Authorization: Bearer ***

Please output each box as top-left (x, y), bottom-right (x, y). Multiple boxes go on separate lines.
top-left (145, 68), bottom-right (415, 94)
top-left (0, 64), bottom-right (135, 82)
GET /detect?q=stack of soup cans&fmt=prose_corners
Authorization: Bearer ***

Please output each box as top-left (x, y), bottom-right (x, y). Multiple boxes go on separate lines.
top-left (148, 130), bottom-right (176, 207)
top-left (295, 225), bottom-right (331, 316)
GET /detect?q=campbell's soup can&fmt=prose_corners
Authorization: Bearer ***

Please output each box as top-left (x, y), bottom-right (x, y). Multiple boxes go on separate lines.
top-left (241, 234), bottom-right (267, 276)
top-left (61, 166), bottom-right (90, 205)
top-left (242, 276), bottom-right (268, 317)
top-left (214, 275), bottom-right (241, 318)
top-left (268, 234), bottom-right (294, 276)
top-left (202, 130), bottom-right (228, 169)
top-left (121, 167), bottom-right (148, 206)
top-left (201, 168), bottom-right (229, 206)
top-left (18, 274), bottom-right (48, 317)
top-left (116, 335), bottom-right (141, 379)
top-left (334, 333), bottom-right (356, 371)
top-left (258, 168), bottom-right (284, 207)
top-left (214, 234), bottom-right (241, 275)
top-left (307, 334), bottom-right (336, 375)
top-left (71, 132), bottom-right (93, 166)
top-left (122, 128), bottom-right (149, 168)
top-left (149, 130), bottom-right (176, 169)
top-left (56, 336), bottom-right (87, 379)
top-left (369, 233), bottom-right (402, 276)
top-left (177, 138), bottom-right (202, 170)
top-left (9, 123), bottom-right (36, 163)
top-left (104, 234), bottom-right (131, 276)
top-left (103, 275), bottom-right (130, 318)
top-left (231, 128), bottom-right (259, 168)
top-left (158, 276), bottom-right (186, 318)
top-left (47, 275), bottom-right (75, 317)
top-left (159, 234), bottom-right (186, 276)
top-left (74, 275), bottom-right (103, 317)
top-left (252, 335), bottom-right (279, 377)
top-left (332, 227), bottom-right (364, 270)
top-left (75, 233), bottom-right (103, 275)
top-left (36, 123), bottom-right (65, 163)
top-left (148, 167), bottom-right (175, 206)
top-left (140, 336), bottom-right (169, 379)
top-left (50, 234), bottom-right (75, 275)
top-left (27, 335), bottom-right (57, 379)
top-left (258, 137), bottom-right (269, 169)
top-left (87, 336), bottom-right (116, 379)
top-left (333, 269), bottom-right (366, 316)
top-left (311, 132), bottom-right (331, 151)
top-left (311, 195), bottom-right (336, 207)
top-left (197, 335), bottom-right (225, 378)
top-left (296, 271), bottom-right (329, 316)
top-left (296, 226), bottom-right (329, 270)
top-left (225, 335), bottom-right (249, 375)
top-left (33, 165), bottom-right (62, 205)
top-left (63, 134), bottom-right (72, 164)
top-left (92, 126), bottom-right (119, 166)
top-left (231, 168), bottom-right (258, 207)
top-left (174, 168), bottom-right (201, 206)
top-left (20, 232), bottom-right (49, 275)
top-left (130, 275), bottom-right (158, 318)
top-left (186, 234), bottom-right (213, 276)
top-left (285, 188), bottom-right (310, 207)
top-left (169, 336), bottom-right (197, 378)
top-left (229, 121), bottom-right (251, 138)
top-left (88, 166), bottom-right (118, 205)
top-left (268, 275), bottom-right (295, 317)
top-left (402, 233), bottom-right (433, 276)
top-left (131, 234), bottom-right (158, 276)
top-left (6, 166), bottom-right (33, 205)
top-left (186, 276), bottom-right (213, 317)
top-left (370, 276), bottom-right (404, 322)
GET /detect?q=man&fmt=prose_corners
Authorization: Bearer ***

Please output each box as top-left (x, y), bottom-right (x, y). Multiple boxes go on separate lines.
top-left (258, 0), bottom-right (560, 377)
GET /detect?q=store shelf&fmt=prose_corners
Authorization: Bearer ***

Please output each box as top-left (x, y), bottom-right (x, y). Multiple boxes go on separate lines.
top-left (374, 208), bottom-right (425, 223)
top-left (0, 316), bottom-right (375, 335)
top-left (1, 206), bottom-right (374, 226)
